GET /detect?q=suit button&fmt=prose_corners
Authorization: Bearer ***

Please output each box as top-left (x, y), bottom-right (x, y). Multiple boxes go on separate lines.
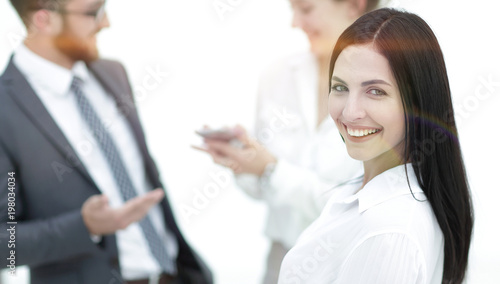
top-left (110, 257), bottom-right (119, 267)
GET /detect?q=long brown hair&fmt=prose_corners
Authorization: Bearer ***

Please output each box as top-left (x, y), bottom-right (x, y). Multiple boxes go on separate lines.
top-left (329, 8), bottom-right (474, 283)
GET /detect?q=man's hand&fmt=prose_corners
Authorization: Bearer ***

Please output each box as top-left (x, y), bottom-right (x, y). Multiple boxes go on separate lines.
top-left (81, 188), bottom-right (165, 235)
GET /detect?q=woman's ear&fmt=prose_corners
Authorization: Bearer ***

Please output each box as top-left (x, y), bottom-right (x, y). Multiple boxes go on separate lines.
top-left (348, 0), bottom-right (368, 18)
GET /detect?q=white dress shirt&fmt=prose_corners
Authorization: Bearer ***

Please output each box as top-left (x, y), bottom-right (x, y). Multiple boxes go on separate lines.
top-left (235, 52), bottom-right (361, 248)
top-left (278, 164), bottom-right (444, 284)
top-left (13, 45), bottom-right (178, 280)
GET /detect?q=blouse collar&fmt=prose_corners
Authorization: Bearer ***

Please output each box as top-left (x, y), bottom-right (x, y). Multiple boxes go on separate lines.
top-left (334, 164), bottom-right (425, 213)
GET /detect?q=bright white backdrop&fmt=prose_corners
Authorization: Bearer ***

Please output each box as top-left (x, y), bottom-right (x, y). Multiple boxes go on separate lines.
top-left (0, 0), bottom-right (499, 283)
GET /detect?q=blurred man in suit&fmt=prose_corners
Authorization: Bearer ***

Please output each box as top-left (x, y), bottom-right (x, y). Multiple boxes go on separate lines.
top-left (0, 0), bottom-right (212, 283)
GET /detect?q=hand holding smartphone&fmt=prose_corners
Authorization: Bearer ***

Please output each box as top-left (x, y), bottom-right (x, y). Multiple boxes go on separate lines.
top-left (195, 128), bottom-right (237, 141)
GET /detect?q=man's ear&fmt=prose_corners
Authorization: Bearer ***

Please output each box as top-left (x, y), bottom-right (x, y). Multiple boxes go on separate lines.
top-left (27, 9), bottom-right (59, 35)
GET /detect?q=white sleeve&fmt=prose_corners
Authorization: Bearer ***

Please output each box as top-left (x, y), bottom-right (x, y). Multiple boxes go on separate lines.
top-left (337, 233), bottom-right (426, 284)
top-left (234, 173), bottom-right (263, 200)
top-left (231, 65), bottom-right (276, 201)
top-left (234, 157), bottom-right (355, 220)
top-left (263, 159), bottom-right (345, 219)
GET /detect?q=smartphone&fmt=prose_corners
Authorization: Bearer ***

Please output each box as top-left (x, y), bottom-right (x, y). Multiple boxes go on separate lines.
top-left (195, 128), bottom-right (237, 141)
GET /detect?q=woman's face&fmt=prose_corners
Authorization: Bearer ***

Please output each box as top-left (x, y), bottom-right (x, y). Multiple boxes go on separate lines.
top-left (328, 44), bottom-right (406, 165)
top-left (290, 0), bottom-right (358, 58)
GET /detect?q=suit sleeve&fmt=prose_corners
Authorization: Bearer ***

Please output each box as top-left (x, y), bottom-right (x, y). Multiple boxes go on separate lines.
top-left (0, 138), bottom-right (102, 268)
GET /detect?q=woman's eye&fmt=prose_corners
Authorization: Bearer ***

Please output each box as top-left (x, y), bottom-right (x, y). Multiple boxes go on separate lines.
top-left (300, 5), bottom-right (313, 14)
top-left (331, 84), bottom-right (348, 92)
top-left (368, 89), bottom-right (386, 96)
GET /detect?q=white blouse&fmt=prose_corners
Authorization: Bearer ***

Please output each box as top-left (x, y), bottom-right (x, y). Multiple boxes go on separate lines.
top-left (278, 164), bottom-right (444, 284)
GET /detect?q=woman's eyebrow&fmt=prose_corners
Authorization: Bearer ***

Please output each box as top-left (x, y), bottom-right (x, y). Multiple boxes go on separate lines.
top-left (331, 76), bottom-right (347, 85)
top-left (361, 79), bottom-right (391, 87)
top-left (332, 76), bottom-right (392, 87)
top-left (87, 0), bottom-right (105, 9)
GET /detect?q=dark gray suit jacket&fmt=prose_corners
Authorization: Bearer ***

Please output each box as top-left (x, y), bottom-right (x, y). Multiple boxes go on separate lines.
top-left (0, 57), bottom-right (213, 284)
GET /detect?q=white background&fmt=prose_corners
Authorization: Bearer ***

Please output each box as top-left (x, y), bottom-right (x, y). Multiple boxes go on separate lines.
top-left (1, 0), bottom-right (499, 283)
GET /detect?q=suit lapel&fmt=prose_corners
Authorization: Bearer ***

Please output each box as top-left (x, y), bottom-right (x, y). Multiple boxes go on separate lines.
top-left (88, 61), bottom-right (130, 106)
top-left (1, 58), bottom-right (98, 190)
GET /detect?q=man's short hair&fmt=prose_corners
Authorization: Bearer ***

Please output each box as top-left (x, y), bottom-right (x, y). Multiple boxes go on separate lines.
top-left (9, 0), bottom-right (69, 26)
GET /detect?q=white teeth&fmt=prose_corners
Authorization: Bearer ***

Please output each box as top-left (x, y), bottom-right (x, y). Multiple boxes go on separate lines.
top-left (347, 128), bottom-right (379, 137)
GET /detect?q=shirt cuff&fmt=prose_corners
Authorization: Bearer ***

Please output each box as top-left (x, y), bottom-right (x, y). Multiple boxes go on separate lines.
top-left (259, 161), bottom-right (277, 190)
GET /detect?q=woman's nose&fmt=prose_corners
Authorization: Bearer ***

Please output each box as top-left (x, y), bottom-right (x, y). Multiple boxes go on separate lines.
top-left (291, 13), bottom-right (301, 29)
top-left (99, 11), bottom-right (110, 29)
top-left (342, 94), bottom-right (366, 122)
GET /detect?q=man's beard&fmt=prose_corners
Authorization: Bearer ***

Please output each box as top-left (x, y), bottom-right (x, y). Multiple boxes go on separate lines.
top-left (53, 29), bottom-right (100, 63)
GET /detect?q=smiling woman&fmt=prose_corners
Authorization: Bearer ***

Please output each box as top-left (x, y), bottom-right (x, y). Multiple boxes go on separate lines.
top-left (278, 8), bottom-right (473, 284)
top-left (329, 45), bottom-right (406, 166)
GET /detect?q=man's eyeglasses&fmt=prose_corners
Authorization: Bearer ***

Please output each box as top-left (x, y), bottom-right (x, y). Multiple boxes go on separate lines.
top-left (57, 4), bottom-right (106, 24)
top-left (30, 4), bottom-right (107, 24)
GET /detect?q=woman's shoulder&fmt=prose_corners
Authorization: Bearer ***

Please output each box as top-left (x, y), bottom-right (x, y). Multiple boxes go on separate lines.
top-left (350, 165), bottom-right (441, 239)
top-left (355, 172), bottom-right (443, 259)
top-left (360, 192), bottom-right (438, 233)
top-left (339, 198), bottom-right (444, 283)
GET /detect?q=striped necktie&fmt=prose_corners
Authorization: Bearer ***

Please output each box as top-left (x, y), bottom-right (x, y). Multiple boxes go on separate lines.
top-left (71, 76), bottom-right (176, 274)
